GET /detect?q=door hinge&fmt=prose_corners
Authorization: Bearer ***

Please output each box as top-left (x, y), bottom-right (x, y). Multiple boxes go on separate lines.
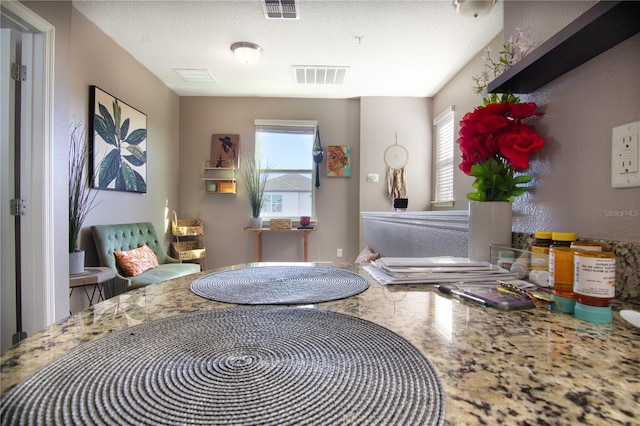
top-left (11, 63), bottom-right (27, 82)
top-left (10, 199), bottom-right (26, 216)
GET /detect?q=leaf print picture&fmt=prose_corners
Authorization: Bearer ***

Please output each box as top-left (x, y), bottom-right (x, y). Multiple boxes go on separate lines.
top-left (89, 86), bottom-right (148, 193)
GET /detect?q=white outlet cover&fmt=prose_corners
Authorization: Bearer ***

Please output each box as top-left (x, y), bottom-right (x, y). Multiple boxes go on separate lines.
top-left (611, 120), bottom-right (640, 188)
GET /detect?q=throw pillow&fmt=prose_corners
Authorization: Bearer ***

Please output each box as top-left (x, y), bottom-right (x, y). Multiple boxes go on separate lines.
top-left (114, 244), bottom-right (159, 277)
top-left (355, 246), bottom-right (381, 263)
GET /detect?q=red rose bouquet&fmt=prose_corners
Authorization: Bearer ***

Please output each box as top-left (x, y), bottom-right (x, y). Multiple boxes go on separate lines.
top-left (458, 97), bottom-right (544, 201)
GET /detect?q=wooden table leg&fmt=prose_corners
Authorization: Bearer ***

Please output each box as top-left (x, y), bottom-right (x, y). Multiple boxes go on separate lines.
top-left (253, 231), bottom-right (261, 262)
top-left (303, 231), bottom-right (309, 261)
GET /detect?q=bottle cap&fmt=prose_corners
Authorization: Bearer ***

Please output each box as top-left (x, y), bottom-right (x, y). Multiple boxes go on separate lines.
top-left (571, 241), bottom-right (602, 251)
top-left (551, 293), bottom-right (576, 313)
top-left (551, 232), bottom-right (576, 242)
top-left (534, 230), bottom-right (552, 239)
top-left (509, 262), bottom-right (528, 279)
top-left (574, 302), bottom-right (612, 324)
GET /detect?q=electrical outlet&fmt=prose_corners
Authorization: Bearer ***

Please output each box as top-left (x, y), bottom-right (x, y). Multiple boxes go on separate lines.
top-left (611, 121), bottom-right (640, 188)
top-left (336, 248), bottom-right (343, 257)
top-left (367, 174), bottom-right (379, 183)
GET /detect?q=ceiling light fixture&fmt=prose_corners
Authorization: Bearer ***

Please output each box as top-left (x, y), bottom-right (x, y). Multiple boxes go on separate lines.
top-left (231, 42), bottom-right (263, 64)
top-left (453, 0), bottom-right (496, 19)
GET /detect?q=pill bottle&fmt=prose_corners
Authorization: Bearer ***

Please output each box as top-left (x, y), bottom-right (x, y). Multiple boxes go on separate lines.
top-left (530, 230), bottom-right (553, 271)
top-left (548, 232), bottom-right (577, 313)
top-left (573, 251), bottom-right (616, 323)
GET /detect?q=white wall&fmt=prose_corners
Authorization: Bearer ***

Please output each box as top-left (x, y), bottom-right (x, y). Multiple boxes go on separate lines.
top-left (178, 97), bottom-right (361, 266)
top-left (359, 97), bottom-right (432, 213)
top-left (24, 2), bottom-right (182, 317)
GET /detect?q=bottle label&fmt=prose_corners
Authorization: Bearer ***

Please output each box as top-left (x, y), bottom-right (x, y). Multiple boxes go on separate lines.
top-left (573, 256), bottom-right (616, 298)
top-left (548, 251), bottom-right (555, 287)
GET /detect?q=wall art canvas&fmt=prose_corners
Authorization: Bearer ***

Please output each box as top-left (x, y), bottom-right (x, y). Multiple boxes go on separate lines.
top-left (327, 145), bottom-right (351, 177)
top-left (89, 85), bottom-right (147, 193)
top-left (210, 134), bottom-right (239, 168)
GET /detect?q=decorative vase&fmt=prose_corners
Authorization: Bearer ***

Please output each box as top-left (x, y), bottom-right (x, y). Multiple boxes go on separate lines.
top-left (249, 217), bottom-right (263, 229)
top-left (69, 250), bottom-right (85, 275)
top-left (468, 201), bottom-right (513, 261)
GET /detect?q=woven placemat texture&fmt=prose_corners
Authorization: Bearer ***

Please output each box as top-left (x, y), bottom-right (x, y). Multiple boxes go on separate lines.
top-left (1, 308), bottom-right (445, 425)
top-left (190, 265), bottom-right (369, 304)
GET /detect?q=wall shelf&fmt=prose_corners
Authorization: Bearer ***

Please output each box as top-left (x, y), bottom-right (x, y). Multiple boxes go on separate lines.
top-left (202, 160), bottom-right (237, 194)
top-left (488, 1), bottom-right (640, 94)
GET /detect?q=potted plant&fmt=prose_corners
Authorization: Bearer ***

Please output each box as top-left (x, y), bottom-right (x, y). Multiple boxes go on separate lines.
top-left (241, 153), bottom-right (270, 229)
top-left (69, 122), bottom-right (99, 274)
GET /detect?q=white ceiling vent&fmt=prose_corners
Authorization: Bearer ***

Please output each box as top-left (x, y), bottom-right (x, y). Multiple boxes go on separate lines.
top-left (262, 0), bottom-right (299, 19)
top-left (174, 69), bottom-right (216, 83)
top-left (293, 66), bottom-right (349, 85)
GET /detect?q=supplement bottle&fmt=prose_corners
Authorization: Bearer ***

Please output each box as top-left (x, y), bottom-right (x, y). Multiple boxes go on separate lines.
top-left (573, 250), bottom-right (616, 323)
top-left (548, 232), bottom-right (577, 313)
top-left (530, 230), bottom-right (552, 271)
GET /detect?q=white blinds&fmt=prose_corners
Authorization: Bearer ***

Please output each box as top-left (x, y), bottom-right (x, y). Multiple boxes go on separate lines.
top-left (433, 107), bottom-right (455, 202)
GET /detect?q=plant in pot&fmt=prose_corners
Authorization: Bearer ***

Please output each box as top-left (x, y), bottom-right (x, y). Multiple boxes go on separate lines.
top-left (69, 122), bottom-right (99, 274)
top-left (241, 153), bottom-right (270, 229)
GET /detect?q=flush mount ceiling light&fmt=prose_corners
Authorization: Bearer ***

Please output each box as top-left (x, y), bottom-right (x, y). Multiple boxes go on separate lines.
top-left (453, 0), bottom-right (496, 19)
top-left (231, 42), bottom-right (263, 64)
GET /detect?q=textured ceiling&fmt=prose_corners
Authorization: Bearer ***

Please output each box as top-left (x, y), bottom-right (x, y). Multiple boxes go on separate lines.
top-left (73, 0), bottom-right (504, 98)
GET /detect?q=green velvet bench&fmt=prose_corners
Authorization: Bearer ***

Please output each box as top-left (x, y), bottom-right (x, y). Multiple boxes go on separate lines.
top-left (91, 222), bottom-right (201, 295)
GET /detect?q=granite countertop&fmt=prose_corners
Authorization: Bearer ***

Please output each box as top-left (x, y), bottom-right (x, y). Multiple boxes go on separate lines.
top-left (2, 263), bottom-right (639, 424)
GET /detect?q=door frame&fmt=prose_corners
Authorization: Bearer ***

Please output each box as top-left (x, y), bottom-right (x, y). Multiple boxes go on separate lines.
top-left (1, 0), bottom-right (56, 332)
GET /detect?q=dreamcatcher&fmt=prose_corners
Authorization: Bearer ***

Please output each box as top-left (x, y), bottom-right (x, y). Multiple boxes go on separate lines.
top-left (312, 128), bottom-right (323, 189)
top-left (384, 133), bottom-right (409, 200)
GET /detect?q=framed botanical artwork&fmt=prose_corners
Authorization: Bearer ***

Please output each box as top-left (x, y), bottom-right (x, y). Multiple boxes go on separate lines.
top-left (327, 145), bottom-right (351, 177)
top-left (89, 85), bottom-right (147, 193)
top-left (211, 134), bottom-right (239, 168)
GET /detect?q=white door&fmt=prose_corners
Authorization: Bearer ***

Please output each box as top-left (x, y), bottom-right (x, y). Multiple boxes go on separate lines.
top-left (1, 2), bottom-right (55, 352)
top-left (0, 27), bottom-right (19, 352)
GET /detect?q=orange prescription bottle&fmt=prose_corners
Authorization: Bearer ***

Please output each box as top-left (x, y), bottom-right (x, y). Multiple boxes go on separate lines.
top-left (573, 251), bottom-right (616, 324)
top-left (548, 232), bottom-right (577, 313)
top-left (530, 230), bottom-right (552, 271)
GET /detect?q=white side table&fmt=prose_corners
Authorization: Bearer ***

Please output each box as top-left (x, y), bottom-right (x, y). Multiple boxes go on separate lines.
top-left (69, 267), bottom-right (116, 308)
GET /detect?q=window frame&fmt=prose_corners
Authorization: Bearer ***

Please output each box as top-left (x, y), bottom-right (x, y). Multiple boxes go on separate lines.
top-left (254, 119), bottom-right (318, 220)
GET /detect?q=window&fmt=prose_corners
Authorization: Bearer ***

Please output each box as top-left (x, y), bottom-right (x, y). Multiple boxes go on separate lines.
top-left (254, 120), bottom-right (317, 219)
top-left (433, 107), bottom-right (455, 205)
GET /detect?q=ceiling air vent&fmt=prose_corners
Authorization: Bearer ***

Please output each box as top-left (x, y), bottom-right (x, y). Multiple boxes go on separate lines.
top-left (262, 0), bottom-right (299, 19)
top-left (293, 66), bottom-right (349, 85)
top-left (174, 69), bottom-right (216, 83)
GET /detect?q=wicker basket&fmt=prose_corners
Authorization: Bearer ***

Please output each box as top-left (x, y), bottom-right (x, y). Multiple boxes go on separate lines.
top-left (171, 240), bottom-right (206, 261)
top-left (269, 219), bottom-right (292, 230)
top-left (172, 211), bottom-right (204, 236)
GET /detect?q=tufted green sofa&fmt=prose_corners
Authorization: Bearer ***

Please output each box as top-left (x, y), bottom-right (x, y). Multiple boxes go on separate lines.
top-left (91, 222), bottom-right (201, 295)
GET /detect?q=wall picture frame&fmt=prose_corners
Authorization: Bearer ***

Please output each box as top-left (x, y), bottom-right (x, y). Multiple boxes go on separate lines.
top-left (327, 145), bottom-right (351, 177)
top-left (211, 134), bottom-right (239, 168)
top-left (89, 85), bottom-right (147, 193)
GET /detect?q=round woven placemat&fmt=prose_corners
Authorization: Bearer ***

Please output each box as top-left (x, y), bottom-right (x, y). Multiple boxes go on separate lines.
top-left (1, 308), bottom-right (445, 425)
top-left (190, 265), bottom-right (369, 304)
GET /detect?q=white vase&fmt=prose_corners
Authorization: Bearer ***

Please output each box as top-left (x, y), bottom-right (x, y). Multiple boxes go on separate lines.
top-left (249, 217), bottom-right (263, 229)
top-left (468, 201), bottom-right (513, 261)
top-left (69, 250), bottom-right (85, 275)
